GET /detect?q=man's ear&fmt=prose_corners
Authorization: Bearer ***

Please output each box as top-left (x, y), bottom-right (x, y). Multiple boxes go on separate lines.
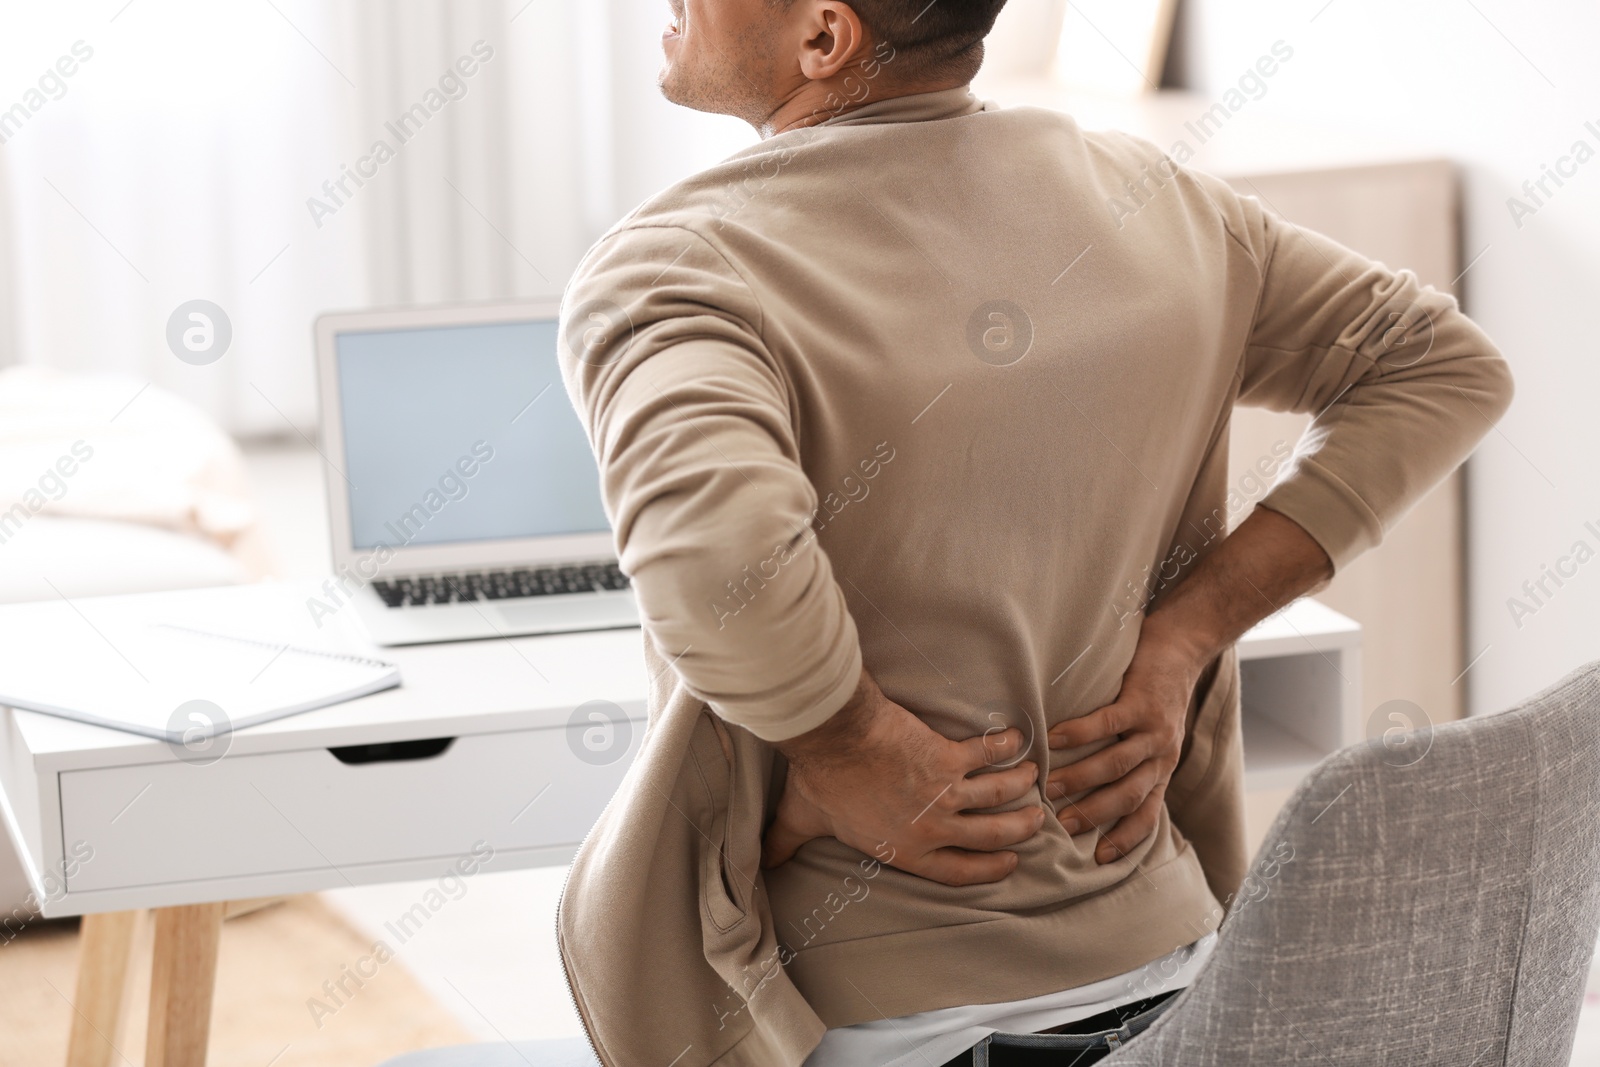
top-left (795, 1), bottom-right (869, 81)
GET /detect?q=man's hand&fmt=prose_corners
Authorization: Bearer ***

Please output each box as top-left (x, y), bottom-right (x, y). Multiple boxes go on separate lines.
top-left (1046, 620), bottom-right (1204, 864)
top-left (1046, 506), bottom-right (1335, 866)
top-left (762, 669), bottom-right (1046, 886)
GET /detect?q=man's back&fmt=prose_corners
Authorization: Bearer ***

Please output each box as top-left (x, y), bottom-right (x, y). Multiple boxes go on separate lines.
top-left (557, 86), bottom-right (1509, 1048)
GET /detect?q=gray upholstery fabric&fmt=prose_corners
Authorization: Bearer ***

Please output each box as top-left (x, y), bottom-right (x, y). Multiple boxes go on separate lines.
top-left (378, 1037), bottom-right (599, 1066)
top-left (1105, 659), bottom-right (1600, 1066)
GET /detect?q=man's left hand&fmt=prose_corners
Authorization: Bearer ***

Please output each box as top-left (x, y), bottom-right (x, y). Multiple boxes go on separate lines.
top-left (1044, 619), bottom-right (1207, 865)
top-left (1046, 507), bottom-right (1334, 866)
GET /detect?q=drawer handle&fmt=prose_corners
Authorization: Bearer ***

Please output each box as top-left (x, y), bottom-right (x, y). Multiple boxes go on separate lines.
top-left (329, 737), bottom-right (456, 765)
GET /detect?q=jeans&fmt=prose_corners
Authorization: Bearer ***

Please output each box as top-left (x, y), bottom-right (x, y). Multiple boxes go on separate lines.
top-left (937, 990), bottom-right (1178, 1066)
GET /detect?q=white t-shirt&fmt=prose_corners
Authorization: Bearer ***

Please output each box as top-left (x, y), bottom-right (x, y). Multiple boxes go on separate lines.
top-left (803, 933), bottom-right (1216, 1067)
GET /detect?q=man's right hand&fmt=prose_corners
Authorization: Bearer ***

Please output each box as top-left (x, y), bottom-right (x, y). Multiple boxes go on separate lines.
top-left (760, 668), bottom-right (1046, 886)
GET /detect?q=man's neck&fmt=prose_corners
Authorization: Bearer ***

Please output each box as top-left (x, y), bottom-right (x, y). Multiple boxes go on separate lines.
top-left (758, 77), bottom-right (966, 139)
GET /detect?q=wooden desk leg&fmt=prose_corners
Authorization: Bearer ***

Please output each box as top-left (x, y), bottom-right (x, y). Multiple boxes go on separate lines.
top-left (145, 902), bottom-right (227, 1067)
top-left (65, 910), bottom-right (142, 1067)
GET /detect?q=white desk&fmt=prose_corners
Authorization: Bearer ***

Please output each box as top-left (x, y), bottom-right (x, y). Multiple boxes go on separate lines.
top-left (0, 579), bottom-right (1357, 1066)
top-left (0, 580), bottom-right (649, 1067)
top-left (2, 582), bottom-right (649, 919)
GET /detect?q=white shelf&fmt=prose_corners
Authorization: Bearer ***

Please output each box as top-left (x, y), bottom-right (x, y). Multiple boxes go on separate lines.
top-left (1238, 599), bottom-right (1362, 792)
top-left (1239, 598), bottom-right (1361, 661)
top-left (1241, 709), bottom-right (1334, 792)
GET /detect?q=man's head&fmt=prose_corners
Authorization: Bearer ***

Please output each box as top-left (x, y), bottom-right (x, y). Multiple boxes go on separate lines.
top-left (659, 0), bottom-right (1008, 133)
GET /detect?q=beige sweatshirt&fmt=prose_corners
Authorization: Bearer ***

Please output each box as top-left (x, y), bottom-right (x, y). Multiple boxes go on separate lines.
top-left (556, 86), bottom-right (1513, 1067)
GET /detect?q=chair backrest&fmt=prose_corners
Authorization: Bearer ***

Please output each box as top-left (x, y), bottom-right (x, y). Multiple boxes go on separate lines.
top-left (1106, 660), bottom-right (1600, 1067)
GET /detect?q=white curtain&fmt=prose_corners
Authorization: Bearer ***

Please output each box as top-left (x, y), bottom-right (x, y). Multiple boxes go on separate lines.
top-left (0, 1), bottom-right (362, 434)
top-left (0, 159), bottom-right (17, 368)
top-left (0, 0), bottom-right (753, 436)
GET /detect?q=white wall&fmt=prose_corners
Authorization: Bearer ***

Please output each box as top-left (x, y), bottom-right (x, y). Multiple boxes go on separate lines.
top-left (1170, 0), bottom-right (1600, 714)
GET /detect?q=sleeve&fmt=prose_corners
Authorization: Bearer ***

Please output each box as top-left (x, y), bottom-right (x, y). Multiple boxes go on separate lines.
top-left (1199, 174), bottom-right (1516, 571)
top-left (557, 224), bottom-right (862, 743)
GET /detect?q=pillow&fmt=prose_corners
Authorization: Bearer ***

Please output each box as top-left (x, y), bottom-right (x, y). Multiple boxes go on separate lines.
top-left (0, 516), bottom-right (250, 605)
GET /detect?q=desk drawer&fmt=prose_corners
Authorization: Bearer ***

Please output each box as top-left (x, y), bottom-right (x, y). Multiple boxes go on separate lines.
top-left (60, 722), bottom-right (641, 893)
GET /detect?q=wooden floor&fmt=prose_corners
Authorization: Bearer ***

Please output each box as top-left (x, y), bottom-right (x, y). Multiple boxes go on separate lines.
top-left (0, 895), bottom-right (471, 1067)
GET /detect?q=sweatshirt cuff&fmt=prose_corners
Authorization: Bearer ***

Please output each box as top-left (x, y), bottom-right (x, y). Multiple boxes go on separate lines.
top-left (1258, 458), bottom-right (1384, 573)
top-left (716, 640), bottom-right (864, 744)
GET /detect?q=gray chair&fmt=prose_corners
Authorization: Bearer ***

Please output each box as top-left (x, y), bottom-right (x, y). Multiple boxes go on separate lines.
top-left (1105, 659), bottom-right (1600, 1066)
top-left (380, 662), bottom-right (1600, 1066)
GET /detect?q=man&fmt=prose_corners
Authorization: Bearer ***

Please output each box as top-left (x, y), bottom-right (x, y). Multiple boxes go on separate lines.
top-left (554, 2), bottom-right (1513, 1065)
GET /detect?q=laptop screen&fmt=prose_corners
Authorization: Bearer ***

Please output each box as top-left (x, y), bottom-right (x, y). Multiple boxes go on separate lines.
top-left (333, 319), bottom-right (610, 551)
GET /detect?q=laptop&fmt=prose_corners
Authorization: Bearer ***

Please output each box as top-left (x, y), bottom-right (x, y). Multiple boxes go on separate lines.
top-left (313, 301), bottom-right (639, 646)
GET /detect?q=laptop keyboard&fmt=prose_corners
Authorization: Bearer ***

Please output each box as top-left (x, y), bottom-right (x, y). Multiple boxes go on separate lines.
top-left (372, 562), bottom-right (630, 608)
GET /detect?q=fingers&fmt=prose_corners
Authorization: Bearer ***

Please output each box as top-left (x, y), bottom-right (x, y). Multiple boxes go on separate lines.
top-left (1046, 735), bottom-right (1157, 799)
top-left (959, 727), bottom-right (1026, 771)
top-left (934, 805), bottom-right (1046, 853)
top-left (1049, 702), bottom-right (1125, 750)
top-left (1054, 758), bottom-right (1161, 835)
top-left (760, 789), bottom-right (828, 869)
top-left (1092, 785), bottom-right (1167, 865)
top-left (909, 847), bottom-right (1020, 887)
top-left (954, 761), bottom-right (1039, 809)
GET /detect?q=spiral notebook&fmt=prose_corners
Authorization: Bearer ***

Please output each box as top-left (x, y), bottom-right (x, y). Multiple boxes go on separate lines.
top-left (0, 620), bottom-right (400, 743)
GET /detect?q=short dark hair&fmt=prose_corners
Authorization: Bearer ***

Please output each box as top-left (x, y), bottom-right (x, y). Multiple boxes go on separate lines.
top-left (830, 1), bottom-right (1011, 84)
